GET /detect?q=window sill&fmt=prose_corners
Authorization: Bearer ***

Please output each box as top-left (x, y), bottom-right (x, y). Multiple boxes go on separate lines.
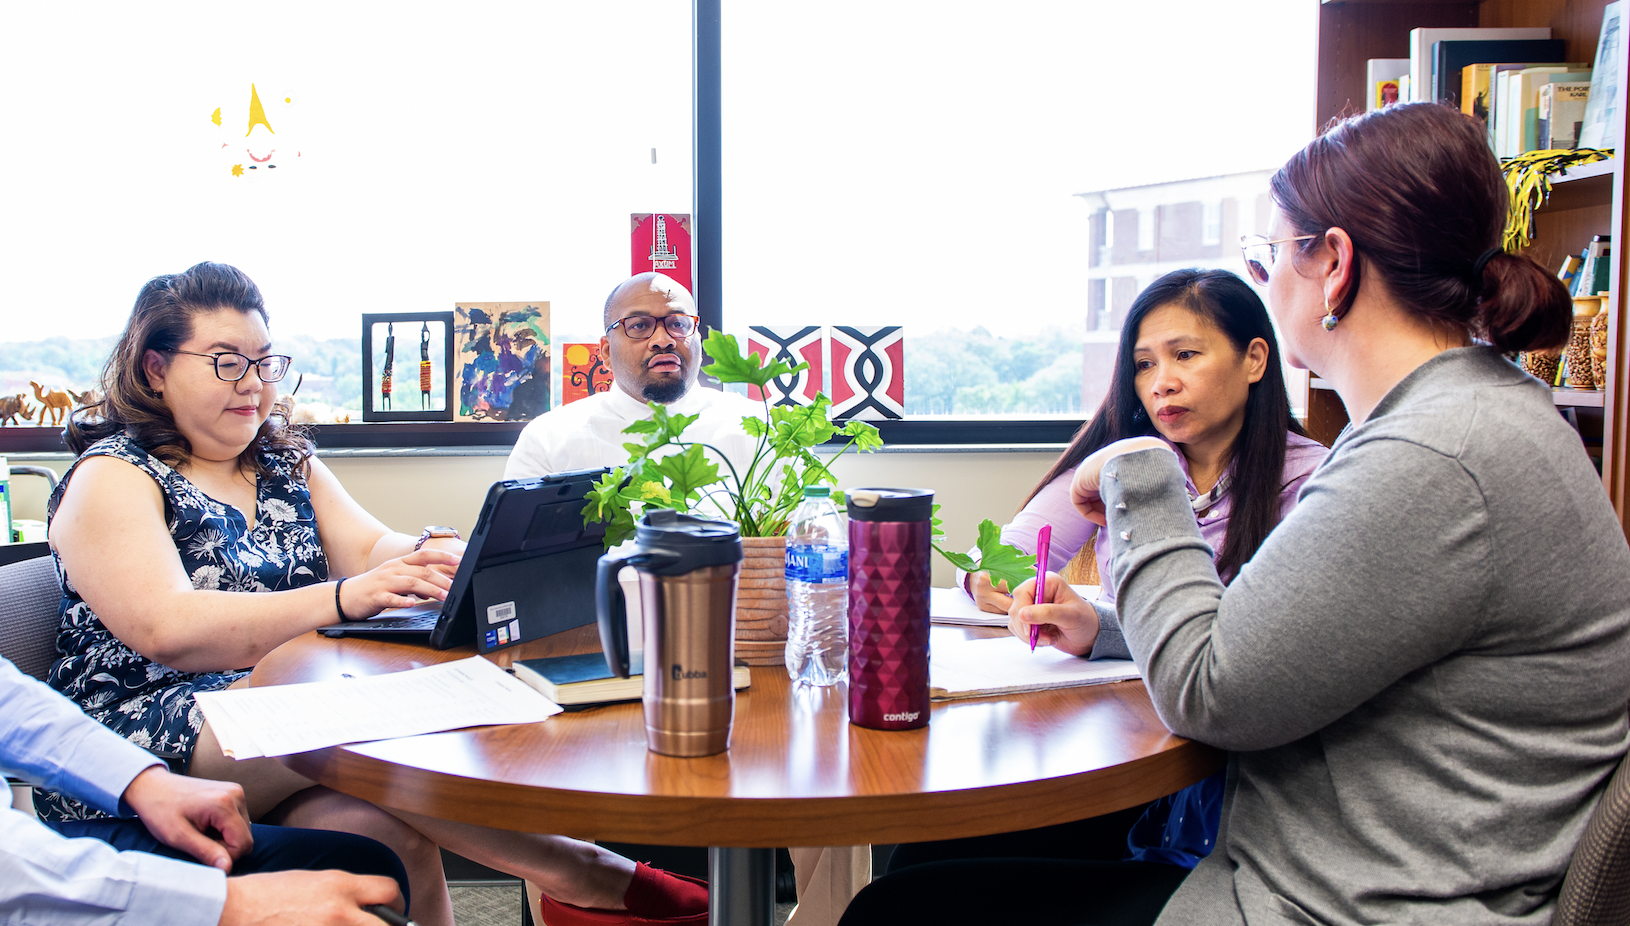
top-left (0, 418), bottom-right (1085, 456)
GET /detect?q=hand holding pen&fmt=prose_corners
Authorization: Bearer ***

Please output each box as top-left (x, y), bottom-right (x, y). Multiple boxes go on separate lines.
top-left (1010, 566), bottom-right (1101, 658)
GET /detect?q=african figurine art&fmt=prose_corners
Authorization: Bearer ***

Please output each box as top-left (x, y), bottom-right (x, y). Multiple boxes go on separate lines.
top-left (420, 321), bottom-right (433, 409)
top-left (381, 322), bottom-right (396, 411)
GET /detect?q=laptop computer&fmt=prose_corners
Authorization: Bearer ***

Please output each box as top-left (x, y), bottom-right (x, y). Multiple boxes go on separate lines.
top-left (315, 467), bottom-right (610, 650)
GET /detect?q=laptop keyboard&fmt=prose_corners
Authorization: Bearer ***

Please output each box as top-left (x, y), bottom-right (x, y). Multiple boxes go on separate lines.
top-left (359, 612), bottom-right (441, 631)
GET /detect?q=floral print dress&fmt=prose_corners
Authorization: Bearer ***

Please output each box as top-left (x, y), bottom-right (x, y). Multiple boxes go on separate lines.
top-left (37, 432), bottom-right (328, 821)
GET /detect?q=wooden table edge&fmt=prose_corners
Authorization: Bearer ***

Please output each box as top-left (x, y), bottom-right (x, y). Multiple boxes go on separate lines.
top-left (279, 727), bottom-right (1223, 847)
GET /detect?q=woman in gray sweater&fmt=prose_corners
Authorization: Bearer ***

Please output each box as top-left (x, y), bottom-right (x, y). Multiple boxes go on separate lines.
top-left (844, 103), bottom-right (1630, 926)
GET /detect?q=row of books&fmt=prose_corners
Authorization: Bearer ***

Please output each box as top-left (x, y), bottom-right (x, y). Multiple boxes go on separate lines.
top-left (1561, 235), bottom-right (1613, 301)
top-left (1364, 2), bottom-right (1623, 156)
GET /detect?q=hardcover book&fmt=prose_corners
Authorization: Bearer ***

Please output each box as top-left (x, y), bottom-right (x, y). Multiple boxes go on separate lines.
top-left (511, 652), bottom-right (751, 707)
top-left (1539, 82), bottom-right (1592, 150)
top-left (1579, 1), bottom-right (1625, 149)
top-left (1409, 26), bottom-right (1549, 102)
top-left (1366, 58), bottom-right (1409, 111)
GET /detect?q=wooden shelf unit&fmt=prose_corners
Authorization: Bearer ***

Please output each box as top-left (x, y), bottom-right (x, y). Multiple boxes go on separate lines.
top-left (1310, 0), bottom-right (1630, 533)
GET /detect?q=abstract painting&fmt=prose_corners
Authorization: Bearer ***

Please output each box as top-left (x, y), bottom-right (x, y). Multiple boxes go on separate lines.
top-left (453, 302), bottom-right (551, 422)
top-left (562, 342), bottom-right (614, 405)
top-left (746, 326), bottom-right (823, 407)
top-left (630, 213), bottom-right (692, 294)
top-left (830, 326), bottom-right (904, 420)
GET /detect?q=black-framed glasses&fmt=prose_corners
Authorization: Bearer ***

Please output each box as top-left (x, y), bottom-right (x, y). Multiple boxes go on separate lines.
top-left (605, 313), bottom-right (700, 340)
top-left (167, 349), bottom-right (293, 383)
top-left (1239, 233), bottom-right (1317, 285)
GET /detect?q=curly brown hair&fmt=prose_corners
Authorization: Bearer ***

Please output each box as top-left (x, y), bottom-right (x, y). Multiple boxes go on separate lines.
top-left (66, 261), bottom-right (313, 476)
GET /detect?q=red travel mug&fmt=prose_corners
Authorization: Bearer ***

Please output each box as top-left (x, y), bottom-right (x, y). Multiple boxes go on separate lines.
top-left (845, 487), bottom-right (934, 731)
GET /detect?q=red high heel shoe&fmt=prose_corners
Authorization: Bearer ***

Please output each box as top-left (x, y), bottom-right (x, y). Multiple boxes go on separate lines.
top-left (540, 863), bottom-right (709, 926)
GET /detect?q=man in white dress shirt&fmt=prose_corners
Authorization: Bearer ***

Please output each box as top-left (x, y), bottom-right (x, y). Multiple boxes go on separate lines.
top-left (502, 273), bottom-right (870, 925)
top-left (504, 272), bottom-right (762, 482)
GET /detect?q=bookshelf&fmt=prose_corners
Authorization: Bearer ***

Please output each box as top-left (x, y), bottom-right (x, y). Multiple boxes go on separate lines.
top-left (1311, 0), bottom-right (1630, 533)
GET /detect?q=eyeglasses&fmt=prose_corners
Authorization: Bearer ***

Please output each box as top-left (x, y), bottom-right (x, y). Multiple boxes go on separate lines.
top-left (605, 313), bottom-right (700, 340)
top-left (1239, 233), bottom-right (1317, 285)
top-left (167, 349), bottom-right (294, 383)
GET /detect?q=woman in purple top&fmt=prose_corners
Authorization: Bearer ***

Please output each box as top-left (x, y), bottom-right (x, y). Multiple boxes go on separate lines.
top-left (965, 268), bottom-right (1326, 627)
top-left (870, 269), bottom-right (1328, 915)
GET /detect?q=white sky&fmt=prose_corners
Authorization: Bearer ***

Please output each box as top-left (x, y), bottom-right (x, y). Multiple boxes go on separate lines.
top-left (0, 1), bottom-right (1317, 346)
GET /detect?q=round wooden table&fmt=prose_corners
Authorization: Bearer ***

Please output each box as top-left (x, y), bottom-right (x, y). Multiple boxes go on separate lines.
top-left (253, 624), bottom-right (1221, 925)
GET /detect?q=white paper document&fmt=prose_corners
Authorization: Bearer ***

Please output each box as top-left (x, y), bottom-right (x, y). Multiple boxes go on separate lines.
top-left (929, 585), bottom-right (1101, 626)
top-left (930, 634), bottom-right (1140, 700)
top-left (194, 655), bottom-right (562, 759)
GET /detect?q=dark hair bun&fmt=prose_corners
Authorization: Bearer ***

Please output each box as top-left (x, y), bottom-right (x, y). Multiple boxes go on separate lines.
top-left (1478, 250), bottom-right (1571, 353)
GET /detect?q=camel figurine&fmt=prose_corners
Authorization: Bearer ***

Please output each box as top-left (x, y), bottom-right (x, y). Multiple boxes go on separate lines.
top-left (0, 394), bottom-right (34, 426)
top-left (30, 381), bottom-right (73, 426)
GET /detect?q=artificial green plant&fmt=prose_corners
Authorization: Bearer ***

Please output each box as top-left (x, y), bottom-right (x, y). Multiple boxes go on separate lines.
top-left (584, 330), bottom-right (883, 546)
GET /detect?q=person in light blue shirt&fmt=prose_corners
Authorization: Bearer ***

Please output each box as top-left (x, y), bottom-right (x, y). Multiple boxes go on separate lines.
top-left (0, 653), bottom-right (408, 926)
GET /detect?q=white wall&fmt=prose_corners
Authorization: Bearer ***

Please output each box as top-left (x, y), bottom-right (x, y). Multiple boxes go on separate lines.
top-left (9, 450), bottom-right (1059, 587)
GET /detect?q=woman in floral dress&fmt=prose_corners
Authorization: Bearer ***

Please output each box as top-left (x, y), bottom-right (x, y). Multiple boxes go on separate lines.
top-left (43, 262), bottom-right (708, 926)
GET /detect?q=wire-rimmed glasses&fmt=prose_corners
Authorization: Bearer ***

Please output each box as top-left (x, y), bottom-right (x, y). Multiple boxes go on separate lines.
top-left (604, 313), bottom-right (701, 340)
top-left (167, 349), bottom-right (294, 383)
top-left (1239, 234), bottom-right (1317, 285)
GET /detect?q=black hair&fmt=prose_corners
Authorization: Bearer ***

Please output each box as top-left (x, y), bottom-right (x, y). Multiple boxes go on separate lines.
top-left (1026, 268), bottom-right (1310, 580)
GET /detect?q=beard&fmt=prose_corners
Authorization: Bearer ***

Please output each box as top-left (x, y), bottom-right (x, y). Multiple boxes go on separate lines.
top-left (641, 377), bottom-right (689, 404)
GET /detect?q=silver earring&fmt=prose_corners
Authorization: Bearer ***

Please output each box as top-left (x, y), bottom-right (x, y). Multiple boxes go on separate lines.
top-left (1321, 299), bottom-right (1339, 331)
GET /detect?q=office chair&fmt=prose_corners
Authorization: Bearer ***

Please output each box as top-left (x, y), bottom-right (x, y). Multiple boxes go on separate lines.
top-left (1556, 750), bottom-right (1630, 926)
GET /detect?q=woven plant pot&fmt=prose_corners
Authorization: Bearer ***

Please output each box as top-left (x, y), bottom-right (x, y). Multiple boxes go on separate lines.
top-left (735, 536), bottom-right (788, 666)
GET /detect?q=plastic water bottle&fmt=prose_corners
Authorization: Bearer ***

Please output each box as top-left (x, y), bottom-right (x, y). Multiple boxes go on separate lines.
top-left (785, 486), bottom-right (848, 687)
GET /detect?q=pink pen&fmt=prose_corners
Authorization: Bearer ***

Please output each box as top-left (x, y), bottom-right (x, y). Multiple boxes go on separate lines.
top-left (1030, 524), bottom-right (1051, 652)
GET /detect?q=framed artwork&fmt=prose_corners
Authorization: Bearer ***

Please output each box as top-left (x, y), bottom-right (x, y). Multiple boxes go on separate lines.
top-left (562, 343), bottom-right (614, 405)
top-left (746, 326), bottom-right (824, 407)
top-left (830, 325), bottom-right (905, 420)
top-left (454, 302), bottom-right (551, 422)
top-left (631, 213), bottom-right (693, 293)
top-left (361, 312), bottom-right (454, 422)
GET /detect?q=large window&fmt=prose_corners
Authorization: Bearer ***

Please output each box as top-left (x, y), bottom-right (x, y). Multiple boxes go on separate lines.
top-left (0, 3), bottom-right (691, 414)
top-left (721, 1), bottom-right (1318, 418)
top-left (1, 2), bottom-right (1318, 431)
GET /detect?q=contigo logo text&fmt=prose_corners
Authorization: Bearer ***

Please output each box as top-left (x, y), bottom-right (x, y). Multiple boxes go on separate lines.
top-left (883, 710), bottom-right (921, 722)
top-left (672, 664), bottom-right (708, 680)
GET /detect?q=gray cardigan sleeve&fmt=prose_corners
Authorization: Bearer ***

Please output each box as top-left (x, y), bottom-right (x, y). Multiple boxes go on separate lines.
top-left (1087, 600), bottom-right (1129, 661)
top-left (1099, 443), bottom-right (1491, 751)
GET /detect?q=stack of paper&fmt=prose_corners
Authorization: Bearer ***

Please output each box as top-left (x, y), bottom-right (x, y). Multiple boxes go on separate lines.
top-left (194, 656), bottom-right (562, 759)
top-left (929, 585), bottom-right (1101, 627)
top-left (930, 635), bottom-right (1140, 700)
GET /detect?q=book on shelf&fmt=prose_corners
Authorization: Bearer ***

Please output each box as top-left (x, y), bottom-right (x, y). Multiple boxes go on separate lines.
top-left (1559, 254), bottom-right (1586, 294)
top-left (1579, 1), bottom-right (1626, 150)
top-left (1498, 67), bottom-right (1590, 157)
top-left (511, 652), bottom-right (752, 708)
top-left (1482, 63), bottom-right (1557, 149)
top-left (1539, 82), bottom-right (1593, 150)
top-left (1520, 69), bottom-right (1592, 153)
top-left (1409, 26), bottom-right (1550, 102)
top-left (1432, 39), bottom-right (1564, 108)
top-left (1575, 237), bottom-right (1613, 298)
top-left (1367, 57), bottom-right (1409, 111)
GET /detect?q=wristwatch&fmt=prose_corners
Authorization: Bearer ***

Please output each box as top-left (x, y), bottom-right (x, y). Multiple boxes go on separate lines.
top-left (415, 526), bottom-right (460, 551)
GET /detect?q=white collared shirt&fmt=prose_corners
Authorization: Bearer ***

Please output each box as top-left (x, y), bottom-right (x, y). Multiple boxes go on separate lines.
top-left (504, 384), bottom-right (766, 487)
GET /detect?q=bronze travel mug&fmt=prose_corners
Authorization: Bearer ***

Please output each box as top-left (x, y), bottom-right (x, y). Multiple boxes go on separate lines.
top-left (596, 509), bottom-right (743, 757)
